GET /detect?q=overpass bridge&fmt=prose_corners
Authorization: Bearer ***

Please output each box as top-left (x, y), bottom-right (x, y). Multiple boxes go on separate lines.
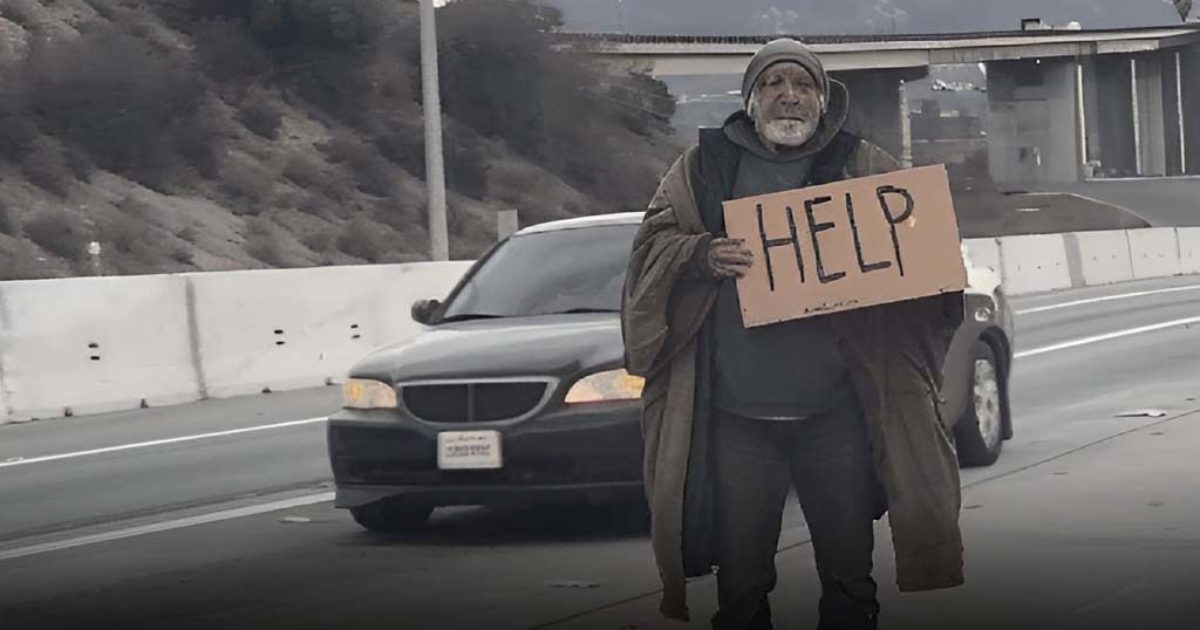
top-left (558, 25), bottom-right (1200, 187)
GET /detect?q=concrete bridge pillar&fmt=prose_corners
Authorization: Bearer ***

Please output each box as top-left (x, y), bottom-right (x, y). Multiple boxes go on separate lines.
top-left (1084, 55), bottom-right (1137, 178)
top-left (1133, 53), bottom-right (1169, 177)
top-left (1179, 44), bottom-right (1200, 175)
top-left (833, 68), bottom-right (926, 164)
top-left (985, 59), bottom-right (1083, 187)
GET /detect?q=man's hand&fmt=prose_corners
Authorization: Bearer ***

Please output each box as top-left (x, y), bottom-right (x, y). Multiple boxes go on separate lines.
top-left (702, 237), bottom-right (755, 279)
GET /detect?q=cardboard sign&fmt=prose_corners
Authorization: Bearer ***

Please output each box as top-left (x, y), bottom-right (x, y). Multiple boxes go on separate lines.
top-left (722, 165), bottom-right (966, 328)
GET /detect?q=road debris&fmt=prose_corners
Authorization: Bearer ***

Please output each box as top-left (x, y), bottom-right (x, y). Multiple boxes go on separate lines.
top-left (546, 580), bottom-right (601, 589)
top-left (280, 516), bottom-right (312, 524)
top-left (1115, 409), bottom-right (1168, 418)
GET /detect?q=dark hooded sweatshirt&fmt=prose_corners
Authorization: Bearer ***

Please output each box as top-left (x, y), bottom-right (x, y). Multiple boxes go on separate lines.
top-left (708, 111), bottom-right (854, 420)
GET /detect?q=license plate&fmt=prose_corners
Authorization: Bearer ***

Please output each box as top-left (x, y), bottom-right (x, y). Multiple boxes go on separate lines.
top-left (437, 431), bottom-right (503, 470)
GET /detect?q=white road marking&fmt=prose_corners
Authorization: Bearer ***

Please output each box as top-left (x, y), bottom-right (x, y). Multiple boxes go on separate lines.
top-left (1016, 284), bottom-right (1200, 315)
top-left (0, 492), bottom-right (334, 563)
top-left (0, 417), bottom-right (328, 470)
top-left (1016, 316), bottom-right (1200, 359)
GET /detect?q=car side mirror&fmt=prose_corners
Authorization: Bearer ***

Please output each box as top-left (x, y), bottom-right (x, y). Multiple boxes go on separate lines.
top-left (411, 299), bottom-right (441, 325)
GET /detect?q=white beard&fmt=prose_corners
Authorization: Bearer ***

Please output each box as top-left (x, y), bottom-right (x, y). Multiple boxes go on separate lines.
top-left (757, 117), bottom-right (818, 148)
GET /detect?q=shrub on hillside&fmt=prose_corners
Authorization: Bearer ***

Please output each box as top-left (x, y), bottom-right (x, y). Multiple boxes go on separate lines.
top-left (373, 126), bottom-right (425, 177)
top-left (185, 0), bottom-right (402, 126)
top-left (353, 156), bottom-right (396, 197)
top-left (26, 28), bottom-right (208, 183)
top-left (24, 210), bottom-right (88, 261)
top-left (317, 134), bottom-right (375, 168)
top-left (609, 72), bottom-right (678, 137)
top-left (220, 161), bottom-right (275, 213)
top-left (248, 0), bottom-right (390, 52)
top-left (0, 200), bottom-right (17, 236)
top-left (435, 0), bottom-right (672, 210)
top-left (176, 226), bottom-right (198, 243)
top-left (191, 19), bottom-right (271, 83)
top-left (174, 105), bottom-right (228, 180)
top-left (246, 232), bottom-right (285, 266)
top-left (62, 145), bottom-right (97, 183)
top-left (20, 138), bottom-right (74, 197)
top-left (437, 0), bottom-right (564, 154)
top-left (170, 244), bottom-right (195, 265)
top-left (98, 213), bottom-right (150, 254)
top-left (302, 230), bottom-right (334, 253)
top-left (297, 194), bottom-right (327, 217)
top-left (0, 3), bottom-right (35, 29)
top-left (0, 110), bottom-right (39, 163)
top-left (286, 155), bottom-right (357, 206)
top-left (283, 155), bottom-right (328, 190)
top-left (336, 216), bottom-right (391, 262)
top-left (86, 0), bottom-right (123, 21)
top-left (244, 217), bottom-right (286, 266)
top-left (318, 135), bottom-right (396, 197)
top-left (237, 96), bottom-right (284, 139)
top-left (445, 141), bottom-right (489, 200)
top-left (370, 193), bottom-right (422, 233)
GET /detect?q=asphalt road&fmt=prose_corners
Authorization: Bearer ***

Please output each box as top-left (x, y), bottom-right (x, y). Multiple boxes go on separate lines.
top-left (2, 276), bottom-right (1199, 630)
top-left (1036, 177), bottom-right (1200, 227)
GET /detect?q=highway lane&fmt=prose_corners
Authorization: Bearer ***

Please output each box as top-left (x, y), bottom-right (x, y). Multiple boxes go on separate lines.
top-left (0, 276), bottom-right (1198, 628)
top-left (0, 388), bottom-right (338, 540)
top-left (2, 276), bottom-right (1198, 535)
top-left (1037, 178), bottom-right (1200, 227)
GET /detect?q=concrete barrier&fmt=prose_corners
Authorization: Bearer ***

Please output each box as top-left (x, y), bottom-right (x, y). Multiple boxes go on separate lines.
top-left (0, 354), bottom-right (9, 424)
top-left (996, 234), bottom-right (1073, 295)
top-left (3, 223), bottom-right (1197, 422)
top-left (963, 238), bottom-right (1002, 277)
top-left (0, 262), bottom-right (470, 423)
top-left (1177, 227), bottom-right (1200, 275)
top-left (1128, 228), bottom-right (1183, 279)
top-left (0, 276), bottom-right (199, 421)
top-left (1073, 230), bottom-right (1135, 287)
top-left (189, 263), bottom-right (470, 398)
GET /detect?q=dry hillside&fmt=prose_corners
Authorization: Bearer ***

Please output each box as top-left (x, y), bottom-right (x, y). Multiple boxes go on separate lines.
top-left (0, 0), bottom-right (680, 280)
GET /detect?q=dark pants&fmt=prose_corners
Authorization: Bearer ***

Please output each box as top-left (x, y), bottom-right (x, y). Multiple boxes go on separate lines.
top-left (711, 399), bottom-right (885, 630)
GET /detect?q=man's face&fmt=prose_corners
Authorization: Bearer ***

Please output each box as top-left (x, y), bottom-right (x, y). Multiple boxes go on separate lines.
top-left (748, 62), bottom-right (823, 149)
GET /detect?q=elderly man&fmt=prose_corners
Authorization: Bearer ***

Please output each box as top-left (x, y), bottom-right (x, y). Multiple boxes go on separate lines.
top-left (622, 39), bottom-right (965, 630)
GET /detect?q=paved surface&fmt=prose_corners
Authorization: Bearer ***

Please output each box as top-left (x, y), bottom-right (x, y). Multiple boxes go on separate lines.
top-left (2, 276), bottom-right (1199, 629)
top-left (1036, 178), bottom-right (1200, 228)
top-left (0, 387), bottom-right (337, 541)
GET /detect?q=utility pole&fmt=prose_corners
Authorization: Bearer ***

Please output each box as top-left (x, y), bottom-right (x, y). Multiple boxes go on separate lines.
top-left (420, 0), bottom-right (450, 261)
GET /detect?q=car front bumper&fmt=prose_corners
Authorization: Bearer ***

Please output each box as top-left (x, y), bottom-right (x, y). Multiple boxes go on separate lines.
top-left (327, 400), bottom-right (644, 508)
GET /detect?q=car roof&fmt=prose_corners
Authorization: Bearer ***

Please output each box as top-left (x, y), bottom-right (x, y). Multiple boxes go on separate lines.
top-left (514, 212), bottom-right (644, 236)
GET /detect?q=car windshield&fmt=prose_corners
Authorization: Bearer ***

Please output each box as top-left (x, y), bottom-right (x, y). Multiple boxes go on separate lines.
top-left (441, 224), bottom-right (639, 320)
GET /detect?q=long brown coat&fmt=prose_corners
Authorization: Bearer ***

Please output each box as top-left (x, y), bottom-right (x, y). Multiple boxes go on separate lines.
top-left (621, 141), bottom-right (966, 621)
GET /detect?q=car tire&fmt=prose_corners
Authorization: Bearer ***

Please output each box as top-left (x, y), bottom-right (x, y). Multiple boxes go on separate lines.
top-left (954, 339), bottom-right (1004, 468)
top-left (350, 499), bottom-right (433, 533)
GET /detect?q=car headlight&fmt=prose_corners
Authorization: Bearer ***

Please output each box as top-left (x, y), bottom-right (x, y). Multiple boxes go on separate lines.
top-left (342, 379), bottom-right (399, 409)
top-left (564, 369), bottom-right (645, 404)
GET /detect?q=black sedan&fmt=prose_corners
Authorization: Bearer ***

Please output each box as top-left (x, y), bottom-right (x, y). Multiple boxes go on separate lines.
top-left (326, 213), bottom-right (1014, 532)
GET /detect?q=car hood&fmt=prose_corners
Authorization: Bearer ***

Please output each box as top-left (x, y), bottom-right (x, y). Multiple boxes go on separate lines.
top-left (349, 314), bottom-right (624, 383)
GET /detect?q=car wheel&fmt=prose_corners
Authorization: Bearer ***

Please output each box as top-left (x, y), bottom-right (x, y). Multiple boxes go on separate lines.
top-left (954, 339), bottom-right (1004, 467)
top-left (350, 499), bottom-right (433, 533)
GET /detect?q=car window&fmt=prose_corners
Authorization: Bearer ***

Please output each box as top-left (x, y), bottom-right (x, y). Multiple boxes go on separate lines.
top-left (442, 224), bottom-right (639, 320)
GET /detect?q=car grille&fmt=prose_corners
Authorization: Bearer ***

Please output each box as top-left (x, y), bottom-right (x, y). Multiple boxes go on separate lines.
top-left (401, 381), bottom-right (550, 423)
